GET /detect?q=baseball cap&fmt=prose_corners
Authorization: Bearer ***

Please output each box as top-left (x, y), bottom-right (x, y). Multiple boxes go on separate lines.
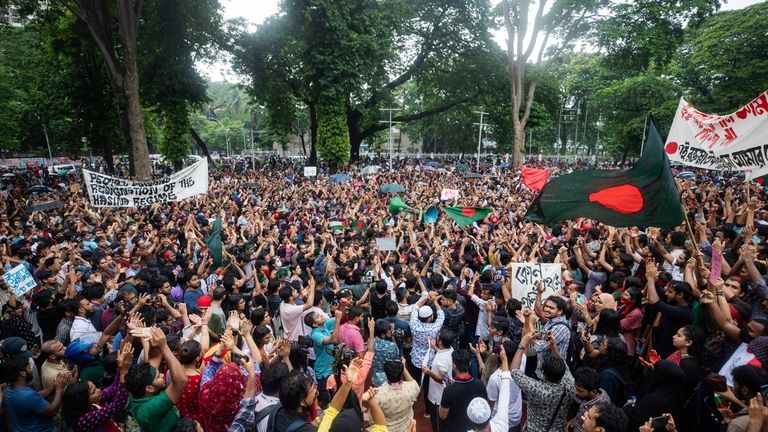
top-left (0, 337), bottom-right (32, 359)
top-left (418, 305), bottom-right (433, 319)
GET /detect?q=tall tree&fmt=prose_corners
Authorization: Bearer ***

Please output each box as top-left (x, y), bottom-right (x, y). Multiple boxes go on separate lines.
top-left (58, 0), bottom-right (152, 178)
top-left (500, 0), bottom-right (604, 167)
top-left (674, 2), bottom-right (768, 112)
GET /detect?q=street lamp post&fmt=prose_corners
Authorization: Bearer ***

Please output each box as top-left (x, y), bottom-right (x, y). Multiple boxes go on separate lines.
top-left (379, 108), bottom-right (401, 172)
top-left (474, 111), bottom-right (488, 169)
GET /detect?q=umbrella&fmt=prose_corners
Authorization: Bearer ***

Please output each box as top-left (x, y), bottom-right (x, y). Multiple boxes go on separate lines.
top-left (2, 173), bottom-right (15, 177)
top-left (426, 161), bottom-right (440, 168)
top-left (330, 173), bottom-right (351, 184)
top-left (464, 173), bottom-right (483, 179)
top-left (678, 171), bottom-right (696, 180)
top-left (26, 200), bottom-right (63, 213)
top-left (362, 165), bottom-right (380, 175)
top-left (420, 165), bottom-right (437, 171)
top-left (27, 186), bottom-right (53, 193)
top-left (379, 183), bottom-right (405, 193)
top-left (242, 182), bottom-right (259, 188)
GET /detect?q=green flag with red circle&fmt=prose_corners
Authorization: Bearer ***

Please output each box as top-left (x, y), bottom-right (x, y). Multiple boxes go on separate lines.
top-left (525, 120), bottom-right (684, 228)
top-left (444, 206), bottom-right (491, 227)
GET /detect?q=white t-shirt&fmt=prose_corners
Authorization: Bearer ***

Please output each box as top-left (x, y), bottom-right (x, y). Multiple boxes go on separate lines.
top-left (663, 248), bottom-right (686, 281)
top-left (486, 356), bottom-right (526, 427)
top-left (427, 348), bottom-right (454, 405)
top-left (280, 302), bottom-right (305, 341)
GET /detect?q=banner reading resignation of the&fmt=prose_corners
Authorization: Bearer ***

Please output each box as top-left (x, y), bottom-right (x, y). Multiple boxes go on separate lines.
top-left (665, 92), bottom-right (768, 176)
top-left (83, 159), bottom-right (208, 207)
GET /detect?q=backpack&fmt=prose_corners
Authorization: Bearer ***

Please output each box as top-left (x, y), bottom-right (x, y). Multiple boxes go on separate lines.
top-left (550, 321), bottom-right (582, 371)
top-left (266, 406), bottom-right (310, 432)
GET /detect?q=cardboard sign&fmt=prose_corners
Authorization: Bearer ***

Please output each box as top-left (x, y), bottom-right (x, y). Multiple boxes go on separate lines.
top-left (83, 159), bottom-right (208, 207)
top-left (440, 188), bottom-right (460, 201)
top-left (304, 166), bottom-right (317, 177)
top-left (510, 263), bottom-right (563, 309)
top-left (2, 264), bottom-right (37, 296)
top-left (375, 237), bottom-right (397, 251)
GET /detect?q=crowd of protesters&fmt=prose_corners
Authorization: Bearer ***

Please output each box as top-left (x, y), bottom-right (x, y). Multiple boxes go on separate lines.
top-left (0, 155), bottom-right (767, 432)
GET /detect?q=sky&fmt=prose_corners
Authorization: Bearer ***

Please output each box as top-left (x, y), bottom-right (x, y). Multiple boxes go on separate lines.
top-left (200, 0), bottom-right (763, 82)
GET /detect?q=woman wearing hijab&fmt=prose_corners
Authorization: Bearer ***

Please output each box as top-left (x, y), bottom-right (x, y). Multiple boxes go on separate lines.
top-left (198, 361), bottom-right (249, 432)
top-left (624, 360), bottom-right (688, 432)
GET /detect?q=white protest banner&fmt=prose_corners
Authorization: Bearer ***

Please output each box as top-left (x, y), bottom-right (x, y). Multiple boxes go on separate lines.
top-left (510, 263), bottom-right (562, 309)
top-left (304, 166), bottom-right (317, 177)
top-left (83, 159), bottom-right (208, 207)
top-left (2, 264), bottom-right (36, 296)
top-left (665, 93), bottom-right (768, 176)
top-left (375, 237), bottom-right (397, 251)
top-left (440, 188), bottom-right (460, 201)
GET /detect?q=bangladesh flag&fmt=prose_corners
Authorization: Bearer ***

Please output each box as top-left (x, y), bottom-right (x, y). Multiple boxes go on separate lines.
top-left (206, 216), bottom-right (223, 270)
top-left (444, 207), bottom-right (491, 228)
top-left (525, 120), bottom-right (684, 228)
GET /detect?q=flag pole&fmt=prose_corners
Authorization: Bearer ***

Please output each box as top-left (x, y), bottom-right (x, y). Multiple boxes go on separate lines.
top-left (676, 183), bottom-right (703, 268)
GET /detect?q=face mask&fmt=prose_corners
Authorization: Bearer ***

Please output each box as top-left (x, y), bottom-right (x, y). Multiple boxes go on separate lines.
top-left (620, 296), bottom-right (633, 305)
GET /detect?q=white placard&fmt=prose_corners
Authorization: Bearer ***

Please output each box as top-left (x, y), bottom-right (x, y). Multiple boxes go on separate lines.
top-left (510, 263), bottom-right (562, 309)
top-left (2, 264), bottom-right (36, 296)
top-left (304, 166), bottom-right (317, 177)
top-left (83, 159), bottom-right (208, 207)
top-left (440, 188), bottom-right (460, 201)
top-left (665, 94), bottom-right (768, 177)
top-left (375, 237), bottom-right (397, 251)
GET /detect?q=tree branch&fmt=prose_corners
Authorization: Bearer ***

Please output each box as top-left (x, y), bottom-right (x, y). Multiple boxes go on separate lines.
top-left (356, 98), bottom-right (469, 140)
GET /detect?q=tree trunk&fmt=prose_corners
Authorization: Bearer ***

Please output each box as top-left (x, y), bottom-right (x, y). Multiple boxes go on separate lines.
top-left (511, 116), bottom-right (525, 168)
top-left (347, 110), bottom-right (363, 161)
top-left (100, 136), bottom-right (115, 174)
top-left (122, 46), bottom-right (150, 179)
top-left (189, 128), bottom-right (215, 165)
top-left (309, 103), bottom-right (318, 165)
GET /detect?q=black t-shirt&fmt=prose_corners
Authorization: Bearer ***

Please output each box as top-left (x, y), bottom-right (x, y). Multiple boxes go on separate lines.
top-left (370, 291), bottom-right (388, 320)
top-left (440, 376), bottom-right (488, 432)
top-left (272, 409), bottom-right (315, 432)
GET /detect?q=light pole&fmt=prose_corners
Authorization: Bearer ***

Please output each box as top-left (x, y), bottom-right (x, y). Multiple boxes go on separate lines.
top-left (379, 108), bottom-right (401, 172)
top-left (474, 111), bottom-right (488, 169)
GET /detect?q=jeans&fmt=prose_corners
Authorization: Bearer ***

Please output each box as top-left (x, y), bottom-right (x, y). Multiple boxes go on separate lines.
top-left (316, 376), bottom-right (330, 409)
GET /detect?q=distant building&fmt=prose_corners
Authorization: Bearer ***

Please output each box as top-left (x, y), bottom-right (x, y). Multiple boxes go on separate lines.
top-left (0, 3), bottom-right (43, 27)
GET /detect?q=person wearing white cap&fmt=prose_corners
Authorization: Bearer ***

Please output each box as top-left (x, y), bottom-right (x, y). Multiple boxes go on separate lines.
top-left (408, 292), bottom-right (445, 418)
top-left (467, 345), bottom-right (512, 432)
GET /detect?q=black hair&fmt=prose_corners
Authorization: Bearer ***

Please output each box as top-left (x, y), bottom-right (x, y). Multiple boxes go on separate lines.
top-left (593, 402), bottom-right (629, 432)
top-left (348, 306), bottom-right (365, 321)
top-left (383, 360), bottom-right (404, 383)
top-left (278, 286), bottom-right (293, 302)
top-left (374, 319), bottom-right (391, 338)
top-left (375, 280), bottom-right (387, 294)
top-left (452, 349), bottom-right (471, 373)
top-left (541, 352), bottom-right (567, 383)
top-left (62, 381), bottom-right (92, 427)
top-left (85, 283), bottom-right (106, 301)
top-left (545, 296), bottom-right (568, 315)
top-left (178, 340), bottom-right (201, 365)
top-left (124, 363), bottom-right (152, 398)
top-left (254, 325), bottom-right (272, 347)
top-left (438, 328), bottom-right (455, 349)
top-left (574, 367), bottom-right (601, 391)
top-left (679, 324), bottom-right (706, 358)
top-left (212, 286), bottom-right (227, 301)
top-left (505, 298), bottom-right (522, 316)
top-left (670, 281), bottom-right (693, 302)
top-left (250, 307), bottom-right (268, 326)
top-left (171, 417), bottom-right (199, 432)
top-left (289, 342), bottom-right (309, 372)
top-left (279, 372), bottom-right (312, 411)
top-left (732, 365), bottom-right (768, 396)
top-left (262, 362), bottom-right (290, 396)
top-left (385, 300), bottom-right (398, 317)
top-left (594, 309), bottom-right (621, 338)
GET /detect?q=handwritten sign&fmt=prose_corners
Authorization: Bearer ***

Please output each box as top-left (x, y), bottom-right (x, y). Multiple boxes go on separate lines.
top-left (304, 166), bottom-right (317, 177)
top-left (510, 263), bottom-right (562, 309)
top-left (2, 264), bottom-right (36, 296)
top-left (440, 188), bottom-right (460, 201)
top-left (375, 237), bottom-right (397, 251)
top-left (83, 159), bottom-right (208, 207)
